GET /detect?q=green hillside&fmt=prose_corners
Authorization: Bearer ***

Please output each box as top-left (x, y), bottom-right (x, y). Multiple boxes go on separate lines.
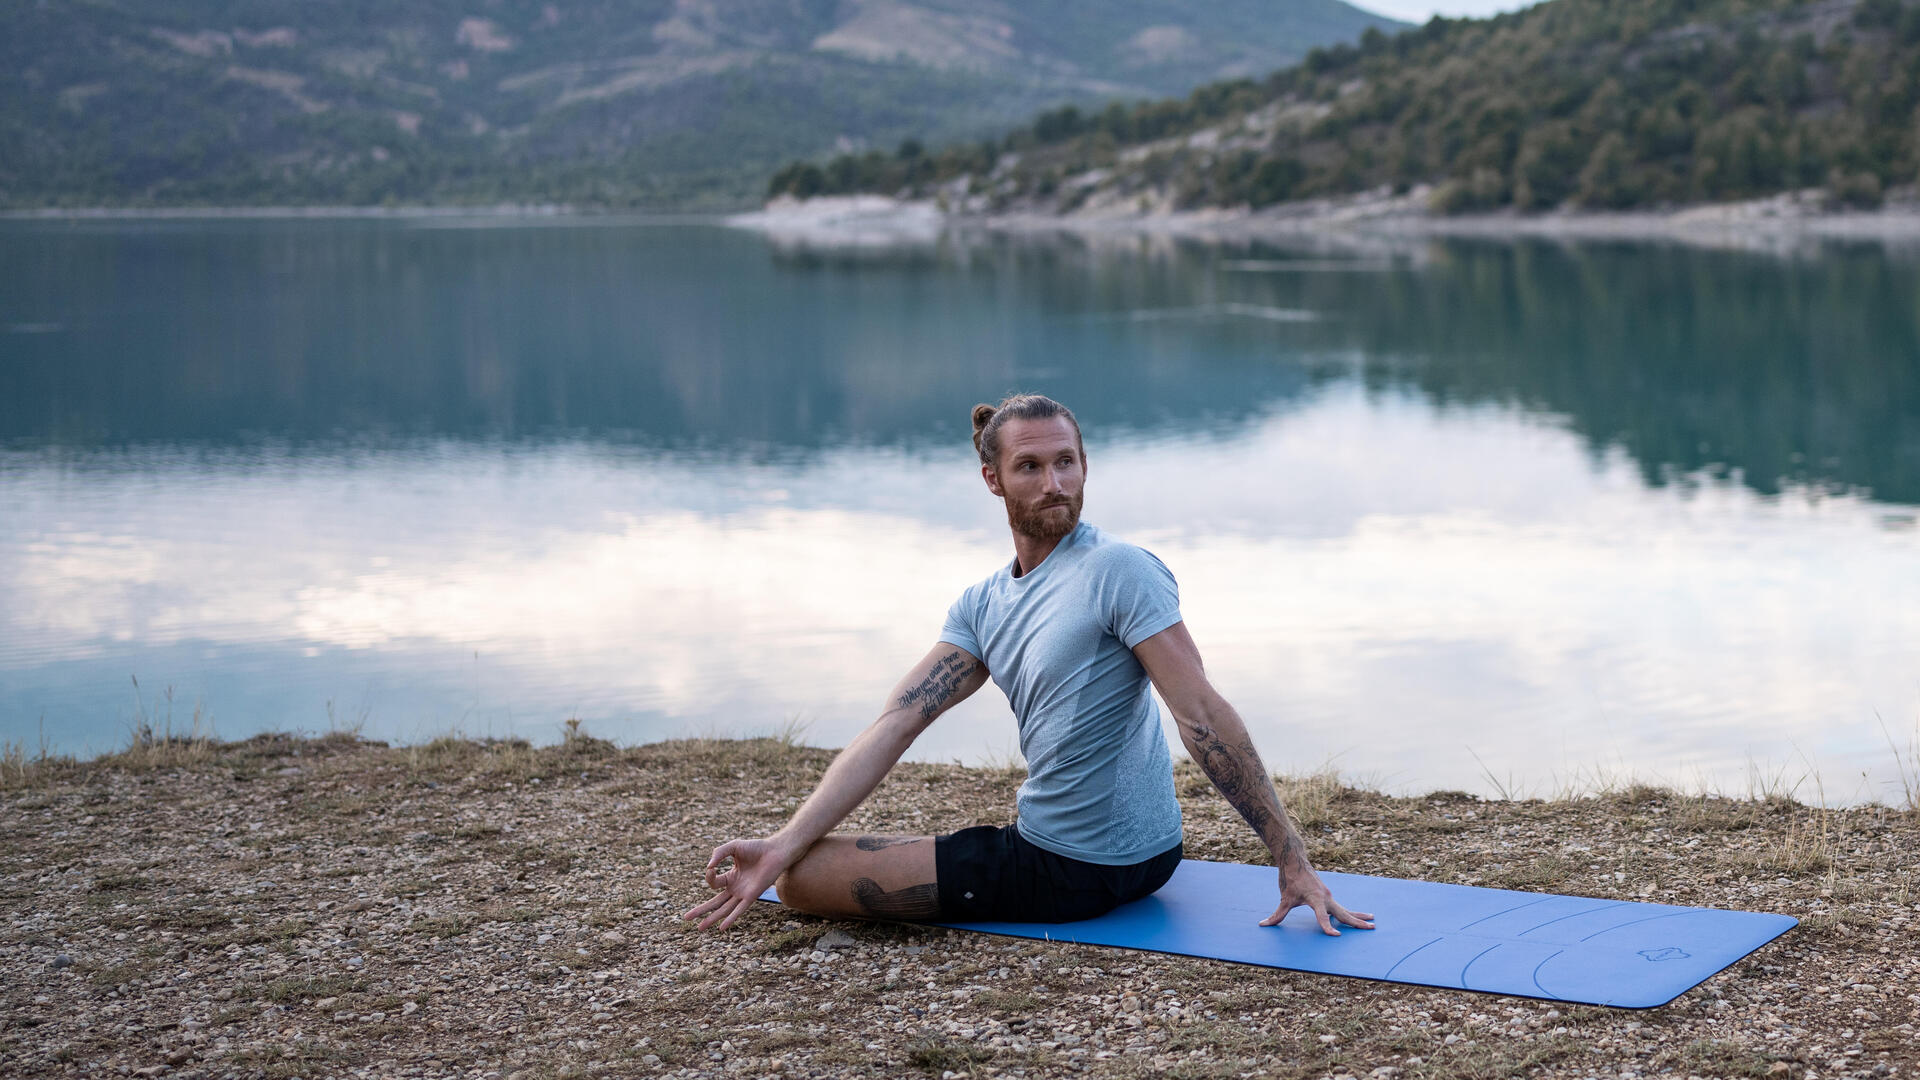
top-left (772, 0), bottom-right (1920, 212)
top-left (0, 0), bottom-right (1401, 210)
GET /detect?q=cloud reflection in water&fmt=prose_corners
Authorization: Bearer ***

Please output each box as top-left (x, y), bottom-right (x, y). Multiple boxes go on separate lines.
top-left (2, 384), bottom-right (1913, 803)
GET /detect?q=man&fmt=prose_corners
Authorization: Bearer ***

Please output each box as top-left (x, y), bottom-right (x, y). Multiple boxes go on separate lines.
top-left (683, 393), bottom-right (1372, 936)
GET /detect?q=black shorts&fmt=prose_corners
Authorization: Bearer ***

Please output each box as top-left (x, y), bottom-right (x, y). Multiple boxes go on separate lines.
top-left (934, 823), bottom-right (1182, 923)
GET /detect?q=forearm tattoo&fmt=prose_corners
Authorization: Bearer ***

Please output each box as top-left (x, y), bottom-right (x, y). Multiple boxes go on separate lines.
top-left (851, 877), bottom-right (942, 920)
top-left (854, 835), bottom-right (925, 852)
top-left (1191, 722), bottom-right (1306, 880)
top-left (896, 650), bottom-right (978, 720)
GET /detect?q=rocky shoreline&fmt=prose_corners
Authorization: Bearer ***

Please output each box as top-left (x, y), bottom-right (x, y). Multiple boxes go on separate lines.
top-left (729, 192), bottom-right (1920, 254)
top-left (2, 733), bottom-right (1914, 1079)
top-left (10, 196), bottom-right (1917, 257)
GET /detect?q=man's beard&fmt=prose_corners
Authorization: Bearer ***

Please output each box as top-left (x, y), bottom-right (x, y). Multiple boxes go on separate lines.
top-left (1007, 492), bottom-right (1083, 541)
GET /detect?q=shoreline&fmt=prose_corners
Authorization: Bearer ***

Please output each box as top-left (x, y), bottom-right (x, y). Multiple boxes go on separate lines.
top-left (8, 726), bottom-right (1913, 812)
top-left (0, 205), bottom-right (728, 224)
top-left (2, 733), bottom-right (1912, 1079)
top-left (9, 191), bottom-right (1920, 250)
top-left (729, 190), bottom-right (1920, 253)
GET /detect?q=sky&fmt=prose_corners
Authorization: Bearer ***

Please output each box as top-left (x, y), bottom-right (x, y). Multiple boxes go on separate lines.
top-left (1354, 0), bottom-right (1541, 24)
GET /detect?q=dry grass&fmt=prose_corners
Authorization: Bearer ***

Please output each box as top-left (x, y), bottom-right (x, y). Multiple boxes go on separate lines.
top-left (1, 733), bottom-right (1914, 1080)
top-left (1883, 709), bottom-right (1920, 813)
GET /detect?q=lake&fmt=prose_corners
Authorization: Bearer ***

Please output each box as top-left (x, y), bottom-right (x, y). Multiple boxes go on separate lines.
top-left (2, 216), bottom-right (1915, 804)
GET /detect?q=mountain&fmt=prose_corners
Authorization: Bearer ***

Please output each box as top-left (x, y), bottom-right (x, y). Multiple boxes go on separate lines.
top-left (770, 0), bottom-right (1920, 213)
top-left (0, 0), bottom-right (1403, 210)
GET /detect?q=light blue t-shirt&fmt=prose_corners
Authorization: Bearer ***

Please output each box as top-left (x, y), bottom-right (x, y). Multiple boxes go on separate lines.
top-left (938, 520), bottom-right (1185, 865)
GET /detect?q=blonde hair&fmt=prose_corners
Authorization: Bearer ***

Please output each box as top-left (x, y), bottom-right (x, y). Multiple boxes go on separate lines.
top-left (970, 394), bottom-right (1083, 467)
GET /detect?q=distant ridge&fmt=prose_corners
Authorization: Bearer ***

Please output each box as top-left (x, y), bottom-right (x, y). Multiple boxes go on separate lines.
top-left (0, 0), bottom-right (1401, 210)
top-left (768, 0), bottom-right (1920, 214)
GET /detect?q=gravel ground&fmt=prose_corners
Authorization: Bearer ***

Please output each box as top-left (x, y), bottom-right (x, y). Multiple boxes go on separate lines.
top-left (2, 733), bottom-right (1914, 1080)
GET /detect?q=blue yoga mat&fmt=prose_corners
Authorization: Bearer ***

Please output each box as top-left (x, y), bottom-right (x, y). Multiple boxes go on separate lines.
top-left (759, 858), bottom-right (1795, 1008)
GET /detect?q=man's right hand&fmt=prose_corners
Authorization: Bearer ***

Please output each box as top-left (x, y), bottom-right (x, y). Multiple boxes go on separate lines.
top-left (681, 836), bottom-right (796, 931)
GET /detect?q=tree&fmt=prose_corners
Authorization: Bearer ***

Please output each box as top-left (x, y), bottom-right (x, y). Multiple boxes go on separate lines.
top-left (1577, 131), bottom-right (1639, 207)
top-left (1513, 122), bottom-right (1583, 210)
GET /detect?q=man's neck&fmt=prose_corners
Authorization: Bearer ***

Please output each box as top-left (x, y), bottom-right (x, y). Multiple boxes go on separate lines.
top-left (1011, 528), bottom-right (1071, 578)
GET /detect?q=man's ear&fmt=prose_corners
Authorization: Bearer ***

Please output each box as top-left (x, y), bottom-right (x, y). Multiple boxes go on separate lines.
top-left (981, 463), bottom-right (1004, 497)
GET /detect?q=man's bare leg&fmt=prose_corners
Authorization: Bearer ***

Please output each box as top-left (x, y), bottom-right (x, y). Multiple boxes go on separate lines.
top-left (773, 833), bottom-right (940, 921)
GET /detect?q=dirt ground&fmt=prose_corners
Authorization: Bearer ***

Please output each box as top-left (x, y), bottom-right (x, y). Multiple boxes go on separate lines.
top-left (1, 733), bottom-right (1914, 1080)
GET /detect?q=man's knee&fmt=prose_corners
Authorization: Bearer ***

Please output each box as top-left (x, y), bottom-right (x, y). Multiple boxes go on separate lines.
top-left (773, 854), bottom-right (829, 913)
top-left (772, 867), bottom-right (800, 905)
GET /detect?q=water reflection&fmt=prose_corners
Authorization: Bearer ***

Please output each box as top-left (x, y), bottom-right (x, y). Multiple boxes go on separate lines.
top-left (1, 220), bottom-right (1915, 803)
top-left (3, 389), bottom-right (1914, 802)
top-left (5, 222), bottom-right (1917, 504)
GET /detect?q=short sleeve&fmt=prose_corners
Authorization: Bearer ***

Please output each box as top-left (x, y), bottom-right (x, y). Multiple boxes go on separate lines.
top-left (938, 588), bottom-right (983, 659)
top-left (1101, 545), bottom-right (1182, 649)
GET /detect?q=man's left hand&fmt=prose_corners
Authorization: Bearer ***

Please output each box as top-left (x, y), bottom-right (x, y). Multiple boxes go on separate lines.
top-left (1261, 864), bottom-right (1375, 935)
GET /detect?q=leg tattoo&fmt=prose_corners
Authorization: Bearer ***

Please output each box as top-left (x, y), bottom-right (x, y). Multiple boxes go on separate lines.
top-left (850, 877), bottom-right (941, 920)
top-left (855, 835), bottom-right (926, 852)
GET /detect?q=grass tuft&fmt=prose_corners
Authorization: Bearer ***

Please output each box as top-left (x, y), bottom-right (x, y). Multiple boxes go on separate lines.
top-left (905, 1037), bottom-right (993, 1073)
top-left (1880, 709), bottom-right (1919, 813)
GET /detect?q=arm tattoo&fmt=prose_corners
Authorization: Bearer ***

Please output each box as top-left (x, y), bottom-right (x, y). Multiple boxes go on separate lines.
top-left (1190, 722), bottom-right (1304, 881)
top-left (851, 877), bottom-right (942, 920)
top-left (855, 835), bottom-right (926, 852)
top-left (896, 650), bottom-right (978, 721)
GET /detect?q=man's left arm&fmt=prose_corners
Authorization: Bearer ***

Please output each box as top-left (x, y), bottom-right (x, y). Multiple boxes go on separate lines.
top-left (1133, 622), bottom-right (1376, 935)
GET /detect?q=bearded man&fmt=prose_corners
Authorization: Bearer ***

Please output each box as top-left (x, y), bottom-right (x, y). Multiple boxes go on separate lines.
top-left (684, 393), bottom-right (1372, 935)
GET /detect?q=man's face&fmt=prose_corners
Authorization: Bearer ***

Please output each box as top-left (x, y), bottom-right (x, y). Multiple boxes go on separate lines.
top-left (983, 416), bottom-right (1086, 542)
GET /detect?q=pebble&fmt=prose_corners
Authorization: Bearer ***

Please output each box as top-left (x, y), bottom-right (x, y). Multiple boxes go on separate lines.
top-left (816, 929), bottom-right (859, 951)
top-left (51, 953), bottom-right (73, 969)
top-left (599, 931), bottom-right (627, 945)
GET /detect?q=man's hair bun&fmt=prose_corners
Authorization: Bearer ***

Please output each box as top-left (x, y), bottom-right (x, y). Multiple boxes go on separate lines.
top-left (970, 404), bottom-right (997, 461)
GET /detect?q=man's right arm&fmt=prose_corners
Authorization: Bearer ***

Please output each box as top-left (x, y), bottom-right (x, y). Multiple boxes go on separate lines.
top-left (767, 643), bottom-right (988, 860)
top-left (682, 642), bottom-right (988, 929)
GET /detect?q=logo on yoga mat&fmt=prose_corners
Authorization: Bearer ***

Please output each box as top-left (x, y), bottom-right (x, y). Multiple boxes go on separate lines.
top-left (1638, 947), bottom-right (1691, 962)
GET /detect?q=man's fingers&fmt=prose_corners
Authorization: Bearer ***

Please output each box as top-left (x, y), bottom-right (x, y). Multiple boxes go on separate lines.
top-left (703, 841), bottom-right (739, 889)
top-left (1258, 902), bottom-right (1289, 927)
top-left (680, 892), bottom-right (727, 923)
top-left (696, 893), bottom-right (736, 930)
top-left (1313, 901), bottom-right (1340, 936)
top-left (720, 893), bottom-right (753, 931)
top-left (1334, 905), bottom-right (1376, 930)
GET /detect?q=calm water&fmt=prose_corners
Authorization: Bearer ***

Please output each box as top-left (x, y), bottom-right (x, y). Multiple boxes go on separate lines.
top-left (2, 218), bottom-right (1916, 803)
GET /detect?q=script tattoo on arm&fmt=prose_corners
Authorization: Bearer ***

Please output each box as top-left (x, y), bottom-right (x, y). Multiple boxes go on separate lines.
top-left (850, 877), bottom-right (942, 920)
top-left (1190, 721), bottom-right (1308, 884)
top-left (895, 650), bottom-right (978, 721)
